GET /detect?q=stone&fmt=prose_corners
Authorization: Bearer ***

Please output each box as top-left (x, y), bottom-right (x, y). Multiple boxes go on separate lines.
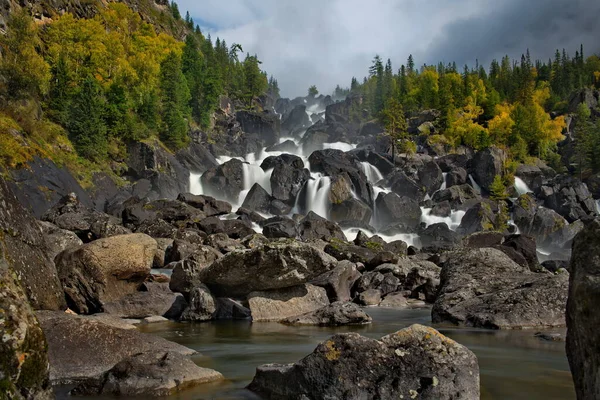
top-left (55, 234), bottom-right (157, 314)
top-left (248, 284), bottom-right (330, 322)
top-left (200, 159), bottom-right (245, 203)
top-left (36, 311), bottom-right (196, 384)
top-left (103, 291), bottom-right (187, 320)
top-left (418, 161), bottom-right (444, 195)
top-left (380, 292), bottom-right (409, 308)
top-left (247, 324), bottom-right (480, 400)
top-left (298, 212), bottom-right (346, 242)
top-left (471, 146), bottom-right (505, 192)
top-left (180, 284), bottom-right (217, 322)
top-left (433, 248), bottom-right (568, 329)
top-left (567, 219), bottom-right (600, 399)
top-left (215, 298), bottom-right (252, 320)
top-left (71, 351), bottom-right (223, 397)
top-left (262, 216), bottom-right (299, 239)
top-left (200, 242), bottom-right (338, 297)
top-left (375, 192), bottom-right (422, 230)
top-left (432, 184), bottom-right (481, 210)
top-left (330, 198), bottom-right (372, 225)
top-left (0, 177), bottom-right (66, 310)
top-left (386, 170), bottom-right (426, 202)
top-left (38, 220), bottom-right (84, 261)
top-left (176, 193), bottom-right (232, 217)
top-left (310, 261), bottom-right (361, 302)
top-left (283, 302), bottom-right (372, 326)
top-left (357, 289), bottom-right (382, 306)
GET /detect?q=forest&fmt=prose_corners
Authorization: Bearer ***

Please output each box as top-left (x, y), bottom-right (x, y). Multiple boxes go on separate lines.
top-left (0, 2), bottom-right (277, 177)
top-left (344, 49), bottom-right (600, 179)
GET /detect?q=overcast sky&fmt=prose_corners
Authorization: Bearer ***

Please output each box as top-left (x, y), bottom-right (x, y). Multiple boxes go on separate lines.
top-left (178, 0), bottom-right (600, 98)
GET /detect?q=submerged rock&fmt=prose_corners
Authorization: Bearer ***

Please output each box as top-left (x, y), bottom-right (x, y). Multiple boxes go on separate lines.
top-left (71, 351), bottom-right (223, 397)
top-left (247, 324), bottom-right (480, 400)
top-left (283, 302), bottom-right (372, 326)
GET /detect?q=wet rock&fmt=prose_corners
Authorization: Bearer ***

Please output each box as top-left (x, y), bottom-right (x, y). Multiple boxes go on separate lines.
top-left (539, 175), bottom-right (597, 223)
top-left (283, 302), bottom-right (371, 326)
top-left (282, 104), bottom-right (311, 135)
top-left (516, 164), bottom-right (545, 193)
top-left (241, 183), bottom-right (273, 215)
top-left (567, 219), bottom-right (600, 399)
top-left (542, 260), bottom-right (569, 273)
top-left (175, 142), bottom-right (219, 174)
top-left (248, 284), bottom-right (329, 322)
top-left (330, 198), bottom-right (372, 225)
top-left (432, 184), bottom-right (481, 210)
top-left (470, 146), bottom-right (505, 192)
top-left (269, 161), bottom-right (310, 205)
top-left (200, 159), bottom-right (245, 202)
top-left (222, 219), bottom-right (255, 239)
top-left (180, 284), bottom-right (217, 322)
top-left (169, 254), bottom-right (219, 300)
top-left (265, 140), bottom-right (298, 153)
top-left (433, 248), bottom-right (568, 329)
top-left (430, 201), bottom-right (451, 218)
top-left (527, 207), bottom-right (569, 246)
top-left (236, 110), bottom-right (281, 147)
top-left (199, 242), bottom-right (338, 297)
top-left (418, 161), bottom-right (444, 195)
top-left (446, 167), bottom-right (468, 187)
top-left (324, 239), bottom-right (378, 264)
top-left (103, 291), bottom-right (187, 320)
top-left (176, 193), bottom-right (232, 217)
top-left (37, 311), bottom-right (196, 384)
top-left (420, 223), bottom-right (462, 252)
top-left (55, 234), bottom-right (157, 314)
top-left (380, 292), bottom-right (409, 308)
top-left (457, 200), bottom-right (499, 236)
top-left (386, 170), bottom-right (426, 202)
top-left (310, 261), bottom-right (361, 302)
top-left (215, 298), bottom-right (252, 320)
top-left (497, 235), bottom-right (540, 272)
top-left (71, 351), bottom-right (223, 397)
top-left (38, 220), bottom-right (83, 261)
top-left (248, 324), bottom-right (480, 400)
top-left (298, 212), bottom-right (346, 242)
top-left (262, 216), bottom-right (299, 239)
top-left (375, 192), bottom-right (422, 230)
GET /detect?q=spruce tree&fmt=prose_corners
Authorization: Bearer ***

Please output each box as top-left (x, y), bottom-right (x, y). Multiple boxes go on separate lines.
top-left (159, 51), bottom-right (191, 150)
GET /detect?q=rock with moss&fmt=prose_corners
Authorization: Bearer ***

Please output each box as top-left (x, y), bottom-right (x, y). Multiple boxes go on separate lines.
top-left (0, 256), bottom-right (53, 400)
top-left (247, 324), bottom-right (480, 399)
top-left (248, 284), bottom-right (330, 322)
top-left (567, 219), bottom-right (600, 400)
top-left (0, 176), bottom-right (65, 311)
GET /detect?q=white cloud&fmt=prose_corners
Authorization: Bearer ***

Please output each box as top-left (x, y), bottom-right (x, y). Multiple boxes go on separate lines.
top-left (177, 0), bottom-right (600, 98)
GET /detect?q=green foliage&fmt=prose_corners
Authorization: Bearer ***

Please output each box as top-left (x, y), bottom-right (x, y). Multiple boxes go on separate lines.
top-left (379, 97), bottom-right (408, 162)
top-left (489, 175), bottom-right (508, 200)
top-left (308, 85), bottom-right (319, 97)
top-left (159, 51), bottom-right (191, 150)
top-left (242, 53), bottom-right (268, 107)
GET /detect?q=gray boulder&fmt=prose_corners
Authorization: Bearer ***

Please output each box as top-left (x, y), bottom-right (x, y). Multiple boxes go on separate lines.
top-left (283, 302), bottom-right (372, 326)
top-left (310, 261), bottom-right (361, 302)
top-left (247, 324), bottom-right (480, 400)
top-left (180, 284), bottom-right (217, 322)
top-left (248, 284), bottom-right (329, 322)
top-left (103, 291), bottom-right (187, 320)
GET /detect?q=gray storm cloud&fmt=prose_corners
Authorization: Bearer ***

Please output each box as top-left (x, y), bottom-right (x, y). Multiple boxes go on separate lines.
top-left (178, 0), bottom-right (600, 98)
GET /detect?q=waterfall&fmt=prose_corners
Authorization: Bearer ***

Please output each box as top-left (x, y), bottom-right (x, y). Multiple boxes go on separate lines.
top-left (420, 208), bottom-right (466, 231)
top-left (597, 199), bottom-right (600, 214)
top-left (323, 142), bottom-right (357, 152)
top-left (469, 174), bottom-right (482, 193)
top-left (189, 173), bottom-right (204, 196)
top-left (360, 162), bottom-right (384, 184)
top-left (514, 177), bottom-right (533, 196)
top-left (439, 173), bottom-right (448, 192)
top-left (304, 174), bottom-right (331, 218)
top-left (242, 163), bottom-right (273, 193)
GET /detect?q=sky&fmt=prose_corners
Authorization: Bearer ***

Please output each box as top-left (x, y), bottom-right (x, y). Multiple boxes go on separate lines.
top-left (178, 0), bottom-right (600, 98)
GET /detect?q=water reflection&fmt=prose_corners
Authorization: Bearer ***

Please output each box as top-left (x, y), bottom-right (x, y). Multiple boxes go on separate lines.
top-left (58, 307), bottom-right (574, 400)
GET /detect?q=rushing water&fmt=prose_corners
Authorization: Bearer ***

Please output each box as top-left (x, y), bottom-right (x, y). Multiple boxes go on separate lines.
top-left (56, 308), bottom-right (572, 400)
top-left (514, 177), bottom-right (533, 196)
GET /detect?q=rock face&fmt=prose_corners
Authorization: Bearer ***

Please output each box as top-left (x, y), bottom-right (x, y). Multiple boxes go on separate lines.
top-left (567, 219), bottom-right (600, 400)
top-left (200, 242), bottom-right (338, 297)
top-left (0, 257), bottom-right (53, 400)
top-left (433, 248), bottom-right (568, 329)
top-left (200, 159), bottom-right (245, 202)
top-left (37, 311), bottom-right (196, 384)
top-left (283, 302), bottom-right (372, 326)
top-left (71, 351), bottom-right (223, 397)
top-left (248, 284), bottom-right (330, 322)
top-left (0, 176), bottom-right (66, 311)
top-left (375, 192), bottom-right (421, 230)
top-left (55, 234), bottom-right (157, 314)
top-left (248, 324), bottom-right (480, 400)
top-left (470, 146), bottom-right (505, 192)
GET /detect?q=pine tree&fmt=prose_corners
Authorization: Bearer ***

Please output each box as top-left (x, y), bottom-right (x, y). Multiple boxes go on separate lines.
top-left (242, 53), bottom-right (267, 107)
top-left (67, 76), bottom-right (107, 160)
top-left (159, 51), bottom-right (191, 149)
top-left (379, 97), bottom-right (408, 163)
top-left (308, 85), bottom-right (319, 97)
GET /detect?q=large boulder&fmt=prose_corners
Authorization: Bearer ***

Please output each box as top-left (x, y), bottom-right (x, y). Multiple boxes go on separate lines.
top-left (433, 248), bottom-right (568, 329)
top-left (199, 242), bottom-right (338, 297)
top-left (330, 198), bottom-right (372, 225)
top-left (539, 175), bottom-right (597, 223)
top-left (262, 216), bottom-right (299, 239)
top-left (103, 291), bottom-right (187, 320)
top-left (176, 193), bottom-right (232, 217)
top-left (236, 110), bottom-right (281, 147)
top-left (248, 324), bottom-right (480, 400)
top-left (470, 146), bottom-right (505, 192)
top-left (432, 184), bottom-right (481, 210)
top-left (248, 284), bottom-right (330, 322)
top-left (200, 159), bottom-right (245, 203)
top-left (268, 158), bottom-right (310, 205)
top-left (418, 161), bottom-right (444, 195)
top-left (55, 234), bottom-right (157, 314)
top-left (375, 192), bottom-right (421, 230)
top-left (298, 212), bottom-right (346, 242)
top-left (0, 257), bottom-right (53, 399)
top-left (175, 142), bottom-right (219, 174)
top-left (0, 177), bottom-right (65, 310)
top-left (71, 351), bottom-right (223, 397)
top-left (386, 170), bottom-right (426, 202)
top-left (567, 218), bottom-right (600, 400)
top-left (180, 284), bottom-right (218, 322)
top-left (36, 311), bottom-right (196, 384)
top-left (283, 302), bottom-right (372, 326)
top-left (310, 261), bottom-right (361, 302)
top-left (282, 104), bottom-right (311, 135)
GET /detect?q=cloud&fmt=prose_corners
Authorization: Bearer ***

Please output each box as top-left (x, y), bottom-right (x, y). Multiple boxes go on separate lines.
top-left (177, 0), bottom-right (600, 98)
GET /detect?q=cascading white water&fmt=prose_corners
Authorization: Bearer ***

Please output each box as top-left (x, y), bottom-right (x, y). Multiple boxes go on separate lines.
top-left (514, 177), bottom-right (533, 196)
top-left (439, 173), bottom-right (448, 192)
top-left (360, 162), bottom-right (384, 184)
top-left (420, 207), bottom-right (466, 231)
top-left (597, 199), bottom-right (600, 214)
top-left (469, 174), bottom-right (482, 193)
top-left (189, 173), bottom-right (204, 196)
top-left (342, 227), bottom-right (421, 249)
top-left (304, 175), bottom-right (331, 218)
top-left (323, 142), bottom-right (357, 152)
top-left (242, 164), bottom-right (273, 193)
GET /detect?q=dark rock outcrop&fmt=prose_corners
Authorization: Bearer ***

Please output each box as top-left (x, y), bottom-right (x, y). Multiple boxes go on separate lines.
top-left (200, 159), bottom-right (245, 202)
top-left (375, 192), bottom-right (421, 230)
top-left (248, 324), bottom-right (480, 400)
top-left (470, 146), bottom-right (505, 192)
